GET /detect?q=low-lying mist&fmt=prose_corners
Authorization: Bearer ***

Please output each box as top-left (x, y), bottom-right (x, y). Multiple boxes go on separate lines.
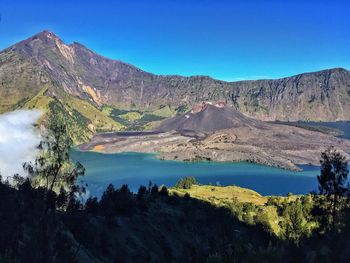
top-left (0, 110), bottom-right (42, 179)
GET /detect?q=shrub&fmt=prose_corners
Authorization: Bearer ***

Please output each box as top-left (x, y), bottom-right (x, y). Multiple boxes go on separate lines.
top-left (85, 197), bottom-right (98, 214)
top-left (151, 184), bottom-right (159, 195)
top-left (175, 177), bottom-right (197, 189)
top-left (137, 185), bottom-right (147, 200)
top-left (159, 186), bottom-right (169, 196)
top-left (184, 193), bottom-right (191, 200)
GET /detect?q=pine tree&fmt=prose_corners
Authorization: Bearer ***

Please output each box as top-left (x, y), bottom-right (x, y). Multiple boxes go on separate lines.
top-left (317, 146), bottom-right (349, 230)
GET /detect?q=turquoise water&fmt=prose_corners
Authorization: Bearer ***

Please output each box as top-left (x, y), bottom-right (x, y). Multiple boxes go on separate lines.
top-left (71, 150), bottom-right (319, 197)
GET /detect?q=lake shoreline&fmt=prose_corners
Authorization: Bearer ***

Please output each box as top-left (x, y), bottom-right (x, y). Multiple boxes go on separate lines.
top-left (78, 127), bottom-right (350, 171)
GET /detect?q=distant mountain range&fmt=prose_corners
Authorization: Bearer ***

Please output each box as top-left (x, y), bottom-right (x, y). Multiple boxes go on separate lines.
top-left (1, 30), bottom-right (350, 141)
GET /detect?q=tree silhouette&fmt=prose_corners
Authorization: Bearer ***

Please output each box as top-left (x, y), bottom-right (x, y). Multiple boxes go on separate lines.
top-left (317, 146), bottom-right (349, 230)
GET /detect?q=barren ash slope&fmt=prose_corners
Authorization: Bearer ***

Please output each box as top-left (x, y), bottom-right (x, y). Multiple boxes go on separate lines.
top-left (157, 102), bottom-right (268, 133)
top-left (83, 102), bottom-right (350, 171)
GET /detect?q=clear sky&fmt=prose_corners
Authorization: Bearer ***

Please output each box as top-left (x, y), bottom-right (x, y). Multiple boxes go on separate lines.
top-left (0, 0), bottom-right (349, 81)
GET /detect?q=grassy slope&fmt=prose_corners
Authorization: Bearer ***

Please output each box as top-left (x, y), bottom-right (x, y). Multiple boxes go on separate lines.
top-left (151, 105), bottom-right (176, 117)
top-left (20, 87), bottom-right (124, 144)
top-left (0, 50), bottom-right (43, 113)
top-left (171, 184), bottom-right (267, 206)
top-left (119, 111), bottom-right (143, 121)
top-left (24, 87), bottom-right (52, 111)
top-left (66, 96), bottom-right (124, 132)
top-left (171, 185), bottom-right (300, 236)
top-left (101, 105), bottom-right (168, 131)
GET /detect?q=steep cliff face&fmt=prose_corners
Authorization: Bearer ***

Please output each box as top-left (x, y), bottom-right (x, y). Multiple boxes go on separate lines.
top-left (1, 30), bottom-right (350, 121)
top-left (229, 68), bottom-right (350, 121)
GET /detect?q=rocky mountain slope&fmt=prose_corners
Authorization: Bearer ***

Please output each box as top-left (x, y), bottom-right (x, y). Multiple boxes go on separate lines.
top-left (1, 30), bottom-right (350, 125)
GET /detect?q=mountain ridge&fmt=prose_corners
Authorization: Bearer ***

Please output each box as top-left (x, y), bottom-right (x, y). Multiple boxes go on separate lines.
top-left (1, 30), bottom-right (350, 125)
top-left (6, 30), bottom-right (347, 83)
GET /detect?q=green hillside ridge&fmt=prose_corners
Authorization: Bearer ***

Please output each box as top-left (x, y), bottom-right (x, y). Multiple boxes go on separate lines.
top-left (171, 184), bottom-right (313, 236)
top-left (19, 87), bottom-right (125, 144)
top-left (49, 97), bottom-right (125, 144)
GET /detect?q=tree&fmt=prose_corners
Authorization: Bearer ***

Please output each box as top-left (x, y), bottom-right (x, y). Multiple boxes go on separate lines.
top-left (21, 113), bottom-right (85, 262)
top-left (137, 185), bottom-right (148, 211)
top-left (56, 187), bottom-right (68, 210)
top-left (159, 186), bottom-right (169, 196)
top-left (280, 199), bottom-right (310, 245)
top-left (100, 184), bottom-right (116, 226)
top-left (150, 184), bottom-right (159, 195)
top-left (175, 177), bottom-right (197, 189)
top-left (137, 185), bottom-right (147, 200)
top-left (317, 146), bottom-right (349, 230)
top-left (23, 114), bottom-right (85, 193)
top-left (85, 197), bottom-right (98, 214)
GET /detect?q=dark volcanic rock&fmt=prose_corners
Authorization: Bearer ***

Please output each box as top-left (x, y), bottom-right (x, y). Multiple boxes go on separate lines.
top-left (158, 103), bottom-right (268, 133)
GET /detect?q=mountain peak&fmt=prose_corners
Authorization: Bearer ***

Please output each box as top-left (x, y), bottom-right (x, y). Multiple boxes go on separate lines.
top-left (35, 30), bottom-right (60, 40)
top-left (19, 30), bottom-right (63, 46)
top-left (191, 101), bottom-right (226, 114)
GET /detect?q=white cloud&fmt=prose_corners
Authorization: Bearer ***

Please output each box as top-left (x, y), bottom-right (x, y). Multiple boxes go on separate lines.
top-left (0, 110), bottom-right (42, 179)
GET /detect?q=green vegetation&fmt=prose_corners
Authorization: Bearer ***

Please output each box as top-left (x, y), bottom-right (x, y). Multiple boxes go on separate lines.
top-left (66, 96), bottom-right (124, 132)
top-left (23, 87), bottom-right (52, 112)
top-left (14, 87), bottom-right (125, 144)
top-left (279, 197), bottom-right (313, 245)
top-left (315, 146), bottom-right (349, 231)
top-left (174, 176), bottom-right (197, 189)
top-left (119, 111), bottom-right (143, 121)
top-left (48, 100), bottom-right (93, 144)
top-left (171, 183), bottom-right (308, 236)
top-left (23, 112), bottom-right (85, 192)
top-left (172, 184), bottom-right (267, 205)
top-left (151, 104), bottom-right (176, 117)
top-left (175, 105), bottom-right (190, 114)
top-left (102, 105), bottom-right (167, 131)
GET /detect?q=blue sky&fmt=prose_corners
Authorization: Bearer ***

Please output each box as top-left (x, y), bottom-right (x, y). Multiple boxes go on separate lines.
top-left (0, 0), bottom-right (349, 81)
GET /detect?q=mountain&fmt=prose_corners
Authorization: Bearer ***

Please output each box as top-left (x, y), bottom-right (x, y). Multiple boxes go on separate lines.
top-left (157, 102), bottom-right (268, 133)
top-left (1, 30), bottom-right (350, 140)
